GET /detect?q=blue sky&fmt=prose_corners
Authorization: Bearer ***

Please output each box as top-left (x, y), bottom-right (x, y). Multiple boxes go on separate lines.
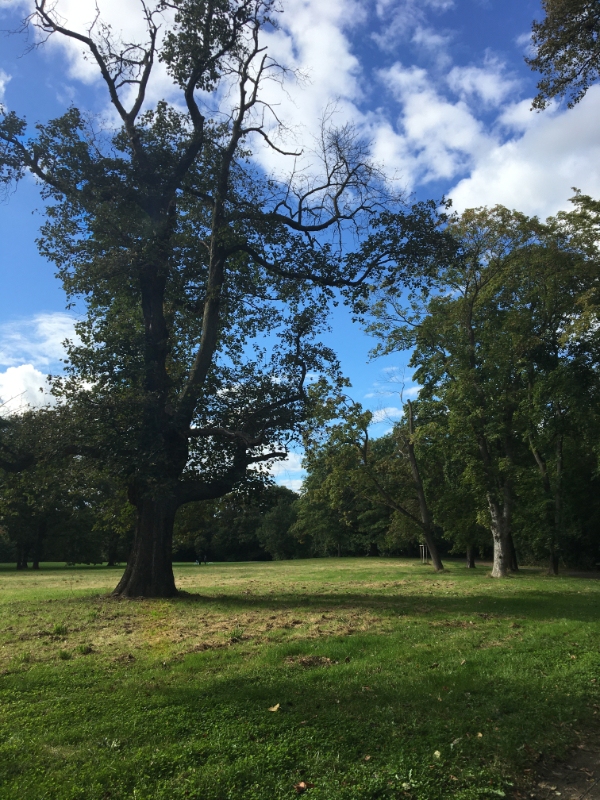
top-left (2, 0), bottom-right (600, 490)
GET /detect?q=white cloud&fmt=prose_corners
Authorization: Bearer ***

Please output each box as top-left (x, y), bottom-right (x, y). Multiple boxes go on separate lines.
top-left (277, 478), bottom-right (303, 493)
top-left (449, 87), bottom-right (600, 218)
top-left (373, 0), bottom-right (454, 54)
top-left (447, 57), bottom-right (519, 107)
top-left (377, 63), bottom-right (494, 186)
top-left (269, 451), bottom-right (304, 492)
top-left (0, 69), bottom-right (10, 100)
top-left (270, 451), bottom-right (304, 476)
top-left (0, 364), bottom-right (52, 414)
top-left (370, 406), bottom-right (404, 424)
top-left (0, 312), bottom-right (77, 370)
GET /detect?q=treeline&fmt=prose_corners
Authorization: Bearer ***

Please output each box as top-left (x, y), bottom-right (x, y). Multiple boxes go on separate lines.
top-left (303, 199), bottom-right (600, 575)
top-left (2, 199), bottom-right (600, 573)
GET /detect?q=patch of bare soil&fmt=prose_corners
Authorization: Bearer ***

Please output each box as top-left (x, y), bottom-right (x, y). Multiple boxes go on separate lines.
top-left (521, 734), bottom-right (600, 799)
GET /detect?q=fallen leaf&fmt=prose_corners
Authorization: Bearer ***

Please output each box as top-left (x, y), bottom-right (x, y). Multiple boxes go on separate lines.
top-left (460, 659), bottom-right (466, 665)
top-left (477, 732), bottom-right (483, 738)
top-left (268, 703), bottom-right (280, 712)
top-left (430, 662), bottom-right (439, 668)
top-left (450, 775), bottom-right (458, 781)
top-left (434, 750), bottom-right (441, 759)
top-left (364, 755), bottom-right (371, 761)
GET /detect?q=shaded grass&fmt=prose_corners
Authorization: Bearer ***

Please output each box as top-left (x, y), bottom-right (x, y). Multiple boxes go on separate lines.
top-left (0, 559), bottom-right (599, 799)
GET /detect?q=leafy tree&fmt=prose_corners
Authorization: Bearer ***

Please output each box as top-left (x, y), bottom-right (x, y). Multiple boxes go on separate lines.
top-left (300, 401), bottom-right (443, 565)
top-left (368, 204), bottom-right (600, 576)
top-left (527, 0), bottom-right (600, 109)
top-left (1, 0), bottom-right (429, 596)
top-left (173, 483), bottom-right (299, 561)
top-left (255, 486), bottom-right (304, 560)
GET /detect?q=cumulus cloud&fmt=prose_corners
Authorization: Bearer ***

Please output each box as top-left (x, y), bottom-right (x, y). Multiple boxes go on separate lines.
top-left (0, 312), bottom-right (77, 370)
top-left (449, 87), bottom-right (600, 218)
top-left (0, 364), bottom-right (52, 414)
top-left (447, 57), bottom-right (519, 107)
top-left (377, 63), bottom-right (494, 186)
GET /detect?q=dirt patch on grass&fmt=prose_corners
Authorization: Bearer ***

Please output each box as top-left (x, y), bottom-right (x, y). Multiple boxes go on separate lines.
top-left (522, 733), bottom-right (600, 799)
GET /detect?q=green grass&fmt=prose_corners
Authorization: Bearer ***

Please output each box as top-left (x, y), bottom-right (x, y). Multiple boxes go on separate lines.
top-left (0, 559), bottom-right (599, 800)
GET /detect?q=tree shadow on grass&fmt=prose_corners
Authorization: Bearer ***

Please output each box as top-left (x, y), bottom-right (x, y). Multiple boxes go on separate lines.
top-left (174, 588), bottom-right (600, 624)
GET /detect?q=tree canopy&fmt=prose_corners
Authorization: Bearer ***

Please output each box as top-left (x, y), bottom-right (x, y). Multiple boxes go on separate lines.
top-left (527, 0), bottom-right (600, 108)
top-left (0, 0), bottom-right (443, 595)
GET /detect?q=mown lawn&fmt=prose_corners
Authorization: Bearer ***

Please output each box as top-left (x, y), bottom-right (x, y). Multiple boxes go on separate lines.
top-left (0, 558), bottom-right (599, 800)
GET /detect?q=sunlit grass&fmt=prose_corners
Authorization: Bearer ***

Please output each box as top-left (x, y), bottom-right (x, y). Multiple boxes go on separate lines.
top-left (1, 559), bottom-right (599, 799)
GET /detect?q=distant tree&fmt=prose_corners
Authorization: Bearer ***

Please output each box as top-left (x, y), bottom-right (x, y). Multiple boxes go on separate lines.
top-left (527, 0), bottom-right (600, 109)
top-left (256, 486), bottom-right (304, 560)
top-left (301, 401), bottom-right (442, 566)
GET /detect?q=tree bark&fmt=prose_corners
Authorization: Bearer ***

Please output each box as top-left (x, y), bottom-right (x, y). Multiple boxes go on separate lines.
top-left (112, 494), bottom-right (178, 598)
top-left (488, 495), bottom-right (511, 578)
top-left (466, 546), bottom-right (476, 568)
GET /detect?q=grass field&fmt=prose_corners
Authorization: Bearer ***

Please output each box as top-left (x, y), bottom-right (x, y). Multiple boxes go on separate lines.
top-left (1, 558), bottom-right (599, 800)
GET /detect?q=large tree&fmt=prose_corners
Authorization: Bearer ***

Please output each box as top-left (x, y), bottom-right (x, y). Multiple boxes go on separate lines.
top-left (0, 0), bottom-right (436, 596)
top-left (368, 204), bottom-right (600, 577)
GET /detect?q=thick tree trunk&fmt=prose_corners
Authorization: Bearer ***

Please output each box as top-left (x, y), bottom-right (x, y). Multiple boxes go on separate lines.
top-left (112, 494), bottom-right (178, 598)
top-left (466, 546), bottom-right (476, 568)
top-left (488, 496), bottom-right (511, 578)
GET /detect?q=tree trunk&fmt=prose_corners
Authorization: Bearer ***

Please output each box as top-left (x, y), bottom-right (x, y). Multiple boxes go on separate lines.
top-left (508, 531), bottom-right (519, 572)
top-left (549, 435), bottom-right (563, 577)
top-left (406, 401), bottom-right (444, 572)
top-left (112, 494), bottom-right (178, 598)
top-left (488, 496), bottom-right (511, 578)
top-left (548, 546), bottom-right (559, 576)
top-left (106, 531), bottom-right (119, 567)
top-left (529, 432), bottom-right (563, 576)
top-left (31, 519), bottom-right (47, 570)
top-left (466, 546), bottom-right (476, 568)
top-left (16, 543), bottom-right (29, 570)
